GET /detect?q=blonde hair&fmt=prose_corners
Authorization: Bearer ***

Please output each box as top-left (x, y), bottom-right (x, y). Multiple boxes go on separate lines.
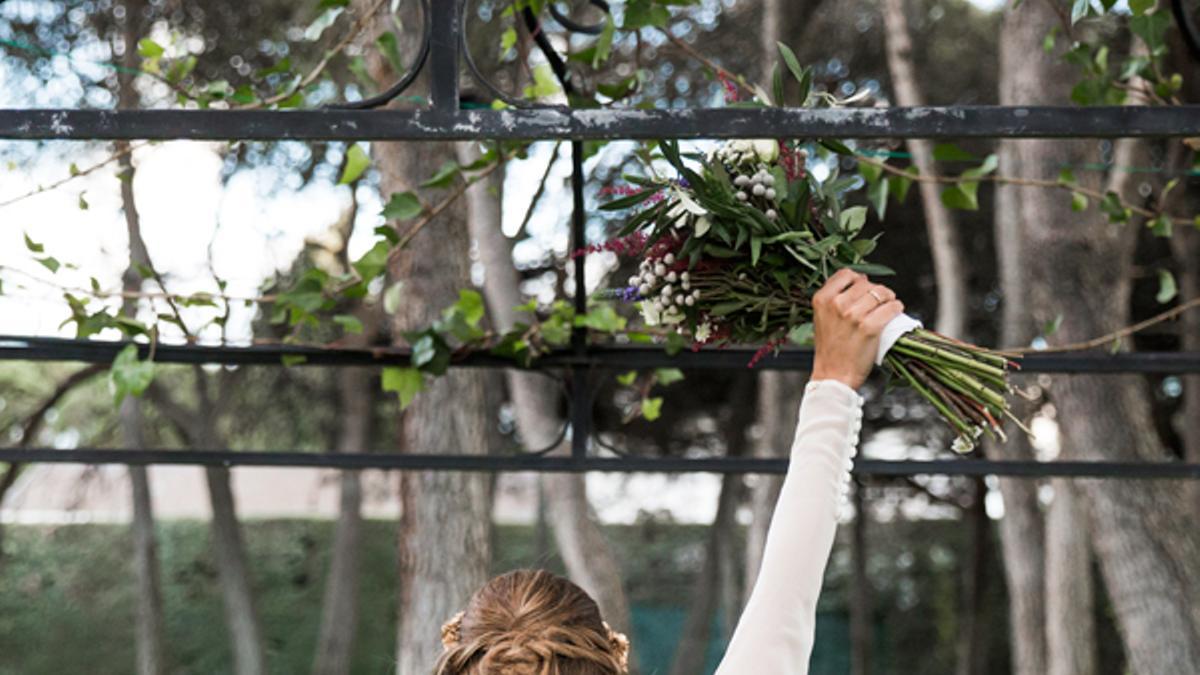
top-left (433, 569), bottom-right (630, 675)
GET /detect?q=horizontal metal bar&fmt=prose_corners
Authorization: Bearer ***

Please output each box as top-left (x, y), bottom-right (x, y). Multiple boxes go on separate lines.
top-left (2, 335), bottom-right (1198, 373)
top-left (2, 106), bottom-right (1200, 141)
top-left (1, 448), bottom-right (1197, 479)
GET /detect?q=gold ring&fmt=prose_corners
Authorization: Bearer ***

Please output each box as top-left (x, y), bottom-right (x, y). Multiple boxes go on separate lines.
top-left (869, 289), bottom-right (885, 304)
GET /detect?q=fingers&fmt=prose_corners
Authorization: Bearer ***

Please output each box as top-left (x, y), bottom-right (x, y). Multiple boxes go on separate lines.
top-left (862, 299), bottom-right (905, 334)
top-left (814, 268), bottom-right (862, 307)
top-left (842, 283), bottom-right (897, 323)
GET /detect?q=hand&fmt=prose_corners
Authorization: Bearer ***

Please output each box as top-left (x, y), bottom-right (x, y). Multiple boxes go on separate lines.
top-left (809, 269), bottom-right (905, 390)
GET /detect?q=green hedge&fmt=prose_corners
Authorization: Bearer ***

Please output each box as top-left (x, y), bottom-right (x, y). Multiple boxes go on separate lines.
top-left (0, 517), bottom-right (1071, 674)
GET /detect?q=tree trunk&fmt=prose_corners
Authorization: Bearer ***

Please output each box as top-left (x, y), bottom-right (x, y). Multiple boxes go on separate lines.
top-left (954, 478), bottom-right (991, 675)
top-left (124, 399), bottom-right (168, 675)
top-left (313, 345), bottom-right (372, 675)
top-left (992, 6), bottom-right (1051, 674)
top-left (461, 141), bottom-right (633, 634)
top-left (669, 376), bottom-right (752, 675)
top-left (1045, 479), bottom-right (1096, 675)
top-left (115, 4), bottom-right (167, 665)
top-left (1168, 183), bottom-right (1200, 514)
top-left (1004, 3), bottom-right (1200, 670)
top-left (881, 0), bottom-right (967, 338)
top-left (669, 473), bottom-right (742, 675)
top-left (194, 372), bottom-right (268, 675)
top-left (351, 4), bottom-right (494, 668)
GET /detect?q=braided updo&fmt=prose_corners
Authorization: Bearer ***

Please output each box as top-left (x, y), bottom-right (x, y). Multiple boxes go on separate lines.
top-left (433, 569), bottom-right (630, 675)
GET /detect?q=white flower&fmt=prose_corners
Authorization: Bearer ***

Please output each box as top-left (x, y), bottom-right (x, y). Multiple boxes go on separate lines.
top-left (753, 139), bottom-right (779, 163)
top-left (640, 300), bottom-right (661, 326)
top-left (951, 434), bottom-right (976, 454)
top-left (694, 321), bottom-right (713, 342)
top-left (661, 306), bottom-right (685, 325)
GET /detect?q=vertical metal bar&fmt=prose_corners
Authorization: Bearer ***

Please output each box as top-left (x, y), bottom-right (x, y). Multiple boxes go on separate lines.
top-left (569, 140), bottom-right (590, 462)
top-left (429, 0), bottom-right (462, 111)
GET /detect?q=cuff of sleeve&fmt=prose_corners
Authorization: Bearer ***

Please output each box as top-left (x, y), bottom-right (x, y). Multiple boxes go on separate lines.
top-left (797, 379), bottom-right (864, 486)
top-left (804, 379), bottom-right (866, 407)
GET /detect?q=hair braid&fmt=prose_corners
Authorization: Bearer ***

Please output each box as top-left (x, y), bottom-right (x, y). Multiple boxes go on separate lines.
top-left (433, 569), bottom-right (630, 675)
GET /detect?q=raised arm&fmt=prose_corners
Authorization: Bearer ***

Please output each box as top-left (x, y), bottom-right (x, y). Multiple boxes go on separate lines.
top-left (716, 270), bottom-right (903, 675)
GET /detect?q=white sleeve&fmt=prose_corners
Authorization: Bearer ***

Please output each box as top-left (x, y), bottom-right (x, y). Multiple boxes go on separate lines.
top-left (715, 379), bottom-right (863, 675)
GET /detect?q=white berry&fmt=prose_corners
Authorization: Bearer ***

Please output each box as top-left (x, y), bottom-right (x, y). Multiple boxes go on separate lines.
top-left (666, 271), bottom-right (678, 283)
top-left (736, 191), bottom-right (748, 201)
top-left (765, 188), bottom-right (776, 200)
top-left (766, 209), bottom-right (778, 219)
top-left (685, 295), bottom-right (695, 306)
top-left (655, 263), bottom-right (667, 276)
top-left (734, 175), bottom-right (749, 186)
top-left (664, 253), bottom-right (675, 264)
top-left (675, 294), bottom-right (685, 305)
top-left (752, 184), bottom-right (766, 196)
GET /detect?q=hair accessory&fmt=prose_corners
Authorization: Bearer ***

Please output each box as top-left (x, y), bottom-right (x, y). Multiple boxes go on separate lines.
top-left (603, 621), bottom-right (631, 673)
top-left (441, 611), bottom-right (465, 649)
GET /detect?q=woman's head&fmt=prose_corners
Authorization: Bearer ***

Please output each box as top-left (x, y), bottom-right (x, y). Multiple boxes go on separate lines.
top-left (434, 569), bottom-right (630, 675)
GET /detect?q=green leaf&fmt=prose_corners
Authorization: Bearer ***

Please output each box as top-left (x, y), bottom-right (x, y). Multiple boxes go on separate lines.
top-left (77, 192), bottom-right (89, 210)
top-left (1156, 269), bottom-right (1177, 303)
top-left (1147, 214), bottom-right (1172, 238)
top-left (788, 322), bottom-right (814, 345)
top-left (940, 183), bottom-right (978, 211)
top-left (381, 191), bottom-right (423, 220)
top-left (1070, 191), bottom-right (1088, 211)
top-left (411, 334), bottom-right (437, 368)
top-left (352, 240), bottom-right (391, 281)
top-left (333, 314), bottom-right (364, 334)
top-left (36, 256), bottom-right (61, 273)
top-left (839, 206), bottom-right (868, 234)
top-left (1100, 191), bottom-right (1130, 223)
top-left (382, 366), bottom-right (424, 409)
top-left (339, 143), bottom-right (370, 184)
top-left (932, 143), bottom-right (976, 162)
top-left (750, 236), bottom-right (763, 266)
top-left (384, 282), bottom-right (405, 314)
top-left (449, 289), bottom-right (486, 327)
top-left (641, 396), bottom-right (663, 421)
top-left (575, 304), bottom-right (626, 332)
top-left (888, 171), bottom-right (914, 203)
top-left (137, 38), bottom-right (165, 58)
top-left (420, 160), bottom-right (459, 189)
top-left (654, 368), bottom-right (685, 386)
top-left (776, 42), bottom-right (807, 89)
top-left (1070, 0), bottom-right (1089, 25)
top-left (867, 175), bottom-right (889, 220)
top-left (1043, 313), bottom-right (1063, 337)
top-left (622, 0), bottom-right (671, 29)
top-left (593, 17), bottom-right (615, 66)
top-left (281, 354), bottom-right (308, 367)
top-left (376, 31), bottom-right (404, 73)
top-left (523, 64), bottom-right (562, 99)
top-left (109, 344), bottom-right (155, 405)
top-left (23, 233), bottom-right (44, 253)
top-left (1129, 0), bottom-right (1155, 16)
top-left (617, 370), bottom-right (638, 386)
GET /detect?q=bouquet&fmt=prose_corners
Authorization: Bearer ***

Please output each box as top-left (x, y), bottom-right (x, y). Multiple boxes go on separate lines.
top-left (597, 139), bottom-right (1022, 453)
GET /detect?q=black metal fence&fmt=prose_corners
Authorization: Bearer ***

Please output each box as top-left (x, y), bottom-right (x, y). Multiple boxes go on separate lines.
top-left (2, 0), bottom-right (1198, 480)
